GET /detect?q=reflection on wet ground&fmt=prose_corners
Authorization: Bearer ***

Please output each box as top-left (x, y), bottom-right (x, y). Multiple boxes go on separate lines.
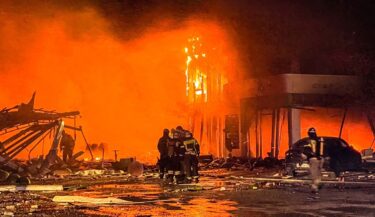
top-left (70, 179), bottom-right (239, 217)
top-left (83, 198), bottom-right (238, 217)
top-left (52, 175), bottom-right (375, 217)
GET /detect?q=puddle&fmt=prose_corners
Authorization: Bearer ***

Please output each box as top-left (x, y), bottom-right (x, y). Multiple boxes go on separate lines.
top-left (61, 181), bottom-right (238, 216)
top-left (82, 197), bottom-right (238, 217)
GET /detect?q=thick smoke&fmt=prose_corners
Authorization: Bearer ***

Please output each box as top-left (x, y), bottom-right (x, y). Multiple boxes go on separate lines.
top-left (0, 1), bottom-right (238, 162)
top-left (1, 1), bottom-right (373, 161)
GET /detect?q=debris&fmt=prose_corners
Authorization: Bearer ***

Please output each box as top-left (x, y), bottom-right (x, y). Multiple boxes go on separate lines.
top-left (199, 155), bottom-right (214, 163)
top-left (52, 168), bottom-right (73, 177)
top-left (0, 185), bottom-right (63, 192)
top-left (220, 187), bottom-right (226, 191)
top-left (128, 161), bottom-right (144, 177)
top-left (282, 175), bottom-right (293, 179)
top-left (112, 158), bottom-right (136, 171)
top-left (187, 185), bottom-right (203, 191)
top-left (3, 211), bottom-right (14, 216)
top-left (5, 205), bottom-right (15, 210)
top-left (75, 169), bottom-right (106, 176)
top-left (0, 169), bottom-right (10, 182)
top-left (52, 195), bottom-right (132, 204)
top-left (264, 182), bottom-right (275, 188)
top-left (201, 157), bottom-right (282, 171)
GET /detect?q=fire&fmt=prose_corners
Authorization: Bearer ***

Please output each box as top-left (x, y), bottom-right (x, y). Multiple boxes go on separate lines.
top-left (185, 36), bottom-right (210, 103)
top-left (0, 6), bottom-right (238, 162)
top-left (247, 108), bottom-right (374, 158)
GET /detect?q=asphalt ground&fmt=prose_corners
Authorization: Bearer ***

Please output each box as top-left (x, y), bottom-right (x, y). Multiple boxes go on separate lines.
top-left (0, 168), bottom-right (374, 217)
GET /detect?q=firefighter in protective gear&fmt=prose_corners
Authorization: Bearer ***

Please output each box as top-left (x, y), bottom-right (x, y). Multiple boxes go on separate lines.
top-left (303, 127), bottom-right (324, 193)
top-left (182, 131), bottom-right (200, 183)
top-left (157, 129), bottom-right (170, 179)
top-left (166, 129), bottom-right (178, 184)
top-left (60, 131), bottom-right (75, 162)
top-left (174, 127), bottom-right (187, 184)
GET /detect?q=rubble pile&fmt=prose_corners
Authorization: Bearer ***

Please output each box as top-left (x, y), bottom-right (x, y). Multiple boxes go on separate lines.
top-left (0, 192), bottom-right (59, 216)
top-left (201, 156), bottom-right (283, 171)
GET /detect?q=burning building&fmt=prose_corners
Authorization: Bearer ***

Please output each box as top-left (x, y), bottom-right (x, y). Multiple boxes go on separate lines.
top-left (229, 74), bottom-right (375, 158)
top-left (184, 36), bottom-right (229, 157)
top-left (0, 0), bottom-right (374, 163)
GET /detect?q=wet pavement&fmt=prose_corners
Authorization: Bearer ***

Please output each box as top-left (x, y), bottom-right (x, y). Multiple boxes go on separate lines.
top-left (1, 171), bottom-right (375, 216)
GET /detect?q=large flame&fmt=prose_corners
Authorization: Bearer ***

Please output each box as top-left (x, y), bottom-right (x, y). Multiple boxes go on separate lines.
top-left (0, 7), bottom-right (238, 162)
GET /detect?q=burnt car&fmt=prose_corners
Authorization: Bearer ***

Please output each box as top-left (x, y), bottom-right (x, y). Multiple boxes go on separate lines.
top-left (285, 137), bottom-right (362, 176)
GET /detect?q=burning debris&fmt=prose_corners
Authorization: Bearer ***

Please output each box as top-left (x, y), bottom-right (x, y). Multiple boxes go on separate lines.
top-left (0, 94), bottom-right (90, 184)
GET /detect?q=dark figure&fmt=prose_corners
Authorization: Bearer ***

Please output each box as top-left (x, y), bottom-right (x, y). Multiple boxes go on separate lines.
top-left (60, 131), bottom-right (75, 162)
top-left (225, 131), bottom-right (233, 157)
top-left (302, 127), bottom-right (324, 193)
top-left (166, 129), bottom-right (181, 184)
top-left (182, 131), bottom-right (200, 183)
top-left (157, 129), bottom-right (170, 179)
top-left (174, 128), bottom-right (187, 184)
top-left (166, 135), bottom-right (176, 184)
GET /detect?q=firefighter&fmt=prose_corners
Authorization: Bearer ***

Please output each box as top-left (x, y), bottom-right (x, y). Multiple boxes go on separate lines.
top-left (157, 129), bottom-right (170, 179)
top-left (59, 131), bottom-right (75, 163)
top-left (174, 127), bottom-right (187, 184)
top-left (302, 127), bottom-right (324, 193)
top-left (182, 131), bottom-right (200, 183)
top-left (166, 129), bottom-right (178, 184)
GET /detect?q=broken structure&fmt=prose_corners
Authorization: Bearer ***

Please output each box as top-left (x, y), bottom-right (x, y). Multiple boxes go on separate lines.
top-left (190, 73), bottom-right (375, 159)
top-left (0, 93), bottom-right (91, 183)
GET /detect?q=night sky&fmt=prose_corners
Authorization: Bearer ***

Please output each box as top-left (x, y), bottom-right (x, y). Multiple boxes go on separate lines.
top-left (2, 0), bottom-right (375, 77)
top-left (96, 0), bottom-right (375, 77)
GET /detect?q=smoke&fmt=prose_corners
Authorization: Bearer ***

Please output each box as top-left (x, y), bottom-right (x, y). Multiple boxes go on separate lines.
top-left (0, 1), bottom-right (238, 162)
top-left (2, 1), bottom-right (372, 161)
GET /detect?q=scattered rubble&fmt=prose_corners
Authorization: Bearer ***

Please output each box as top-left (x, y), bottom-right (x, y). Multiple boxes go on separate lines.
top-left (53, 195), bottom-right (132, 204)
top-left (0, 185), bottom-right (63, 192)
top-left (201, 157), bottom-right (283, 171)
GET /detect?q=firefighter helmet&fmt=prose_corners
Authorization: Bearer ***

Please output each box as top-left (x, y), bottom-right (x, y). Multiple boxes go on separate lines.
top-left (176, 126), bottom-right (184, 131)
top-left (308, 127), bottom-right (317, 138)
top-left (163, 128), bottom-right (169, 135)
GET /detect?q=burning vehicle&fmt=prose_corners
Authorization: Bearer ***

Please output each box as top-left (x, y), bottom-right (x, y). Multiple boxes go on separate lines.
top-left (285, 136), bottom-right (362, 176)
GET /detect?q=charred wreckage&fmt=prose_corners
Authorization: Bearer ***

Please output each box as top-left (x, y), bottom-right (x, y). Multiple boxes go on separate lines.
top-left (0, 93), bottom-right (94, 184)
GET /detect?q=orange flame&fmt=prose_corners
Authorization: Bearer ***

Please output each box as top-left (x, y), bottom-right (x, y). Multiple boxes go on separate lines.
top-left (0, 7), bottom-right (238, 162)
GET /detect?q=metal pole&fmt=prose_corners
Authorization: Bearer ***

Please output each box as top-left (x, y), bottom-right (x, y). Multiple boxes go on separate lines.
top-left (113, 150), bottom-right (119, 162)
top-left (74, 116), bottom-right (77, 141)
top-left (339, 108), bottom-right (348, 139)
top-left (271, 109), bottom-right (276, 158)
top-left (259, 110), bottom-right (263, 158)
top-left (275, 108), bottom-right (281, 159)
top-left (255, 110), bottom-right (259, 158)
top-left (366, 111), bottom-right (375, 146)
top-left (80, 127), bottom-right (94, 160)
